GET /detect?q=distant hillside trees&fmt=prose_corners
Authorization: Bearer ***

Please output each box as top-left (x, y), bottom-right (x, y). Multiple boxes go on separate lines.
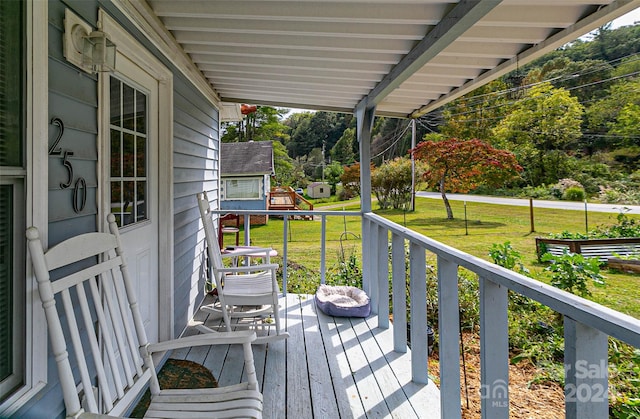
top-left (492, 82), bottom-right (584, 186)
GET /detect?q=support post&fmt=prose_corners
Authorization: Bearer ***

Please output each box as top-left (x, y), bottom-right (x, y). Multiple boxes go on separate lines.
top-left (409, 242), bottom-right (428, 384)
top-left (244, 214), bottom-right (250, 245)
top-left (320, 215), bottom-right (326, 284)
top-left (282, 216), bottom-right (288, 295)
top-left (368, 222), bottom-right (379, 314)
top-left (361, 218), bottom-right (371, 296)
top-left (377, 225), bottom-right (389, 329)
top-left (438, 256), bottom-right (461, 418)
top-left (356, 104), bottom-right (376, 213)
top-left (529, 198), bottom-right (535, 233)
top-left (480, 276), bottom-right (509, 419)
top-left (410, 118), bottom-right (416, 212)
top-left (356, 103), bottom-right (376, 301)
top-left (391, 233), bottom-right (407, 352)
top-left (564, 317), bottom-right (608, 419)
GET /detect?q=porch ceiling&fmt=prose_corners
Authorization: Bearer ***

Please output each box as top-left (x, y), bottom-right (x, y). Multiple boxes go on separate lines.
top-left (144, 0), bottom-right (639, 117)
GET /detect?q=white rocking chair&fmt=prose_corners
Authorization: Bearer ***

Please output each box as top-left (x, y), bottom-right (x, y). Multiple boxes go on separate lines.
top-left (27, 213), bottom-right (262, 418)
top-left (196, 192), bottom-right (289, 343)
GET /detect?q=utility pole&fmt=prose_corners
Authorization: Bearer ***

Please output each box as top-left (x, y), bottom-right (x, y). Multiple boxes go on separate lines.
top-left (321, 139), bottom-right (326, 182)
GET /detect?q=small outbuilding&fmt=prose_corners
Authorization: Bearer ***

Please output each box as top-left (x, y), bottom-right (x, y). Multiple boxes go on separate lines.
top-left (221, 141), bottom-right (274, 224)
top-left (307, 182), bottom-right (331, 198)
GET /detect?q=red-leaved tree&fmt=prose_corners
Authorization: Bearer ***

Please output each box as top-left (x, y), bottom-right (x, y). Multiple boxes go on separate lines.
top-left (412, 138), bottom-right (522, 219)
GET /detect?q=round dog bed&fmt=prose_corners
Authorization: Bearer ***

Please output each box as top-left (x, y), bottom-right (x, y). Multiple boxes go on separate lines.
top-left (315, 284), bottom-right (371, 318)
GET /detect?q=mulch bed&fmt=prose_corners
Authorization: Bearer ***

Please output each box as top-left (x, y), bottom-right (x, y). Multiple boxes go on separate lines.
top-left (429, 332), bottom-right (565, 418)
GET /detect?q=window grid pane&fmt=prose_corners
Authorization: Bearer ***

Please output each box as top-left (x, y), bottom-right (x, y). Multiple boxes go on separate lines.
top-left (109, 78), bottom-right (148, 227)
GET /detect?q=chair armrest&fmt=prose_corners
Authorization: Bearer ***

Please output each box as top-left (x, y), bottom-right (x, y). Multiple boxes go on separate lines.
top-left (222, 247), bottom-right (272, 258)
top-left (215, 263), bottom-right (279, 274)
top-left (147, 331), bottom-right (257, 354)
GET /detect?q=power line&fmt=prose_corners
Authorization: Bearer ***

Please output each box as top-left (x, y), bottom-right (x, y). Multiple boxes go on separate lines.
top-left (449, 52), bottom-right (640, 110)
top-left (371, 120), bottom-right (412, 160)
top-left (436, 53), bottom-right (640, 119)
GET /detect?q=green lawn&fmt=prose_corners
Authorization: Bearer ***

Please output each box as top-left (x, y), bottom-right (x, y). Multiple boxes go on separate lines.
top-left (249, 196), bottom-right (640, 319)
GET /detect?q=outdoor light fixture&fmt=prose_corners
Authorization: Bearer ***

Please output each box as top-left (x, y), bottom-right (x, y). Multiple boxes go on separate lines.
top-left (64, 9), bottom-right (116, 74)
top-left (81, 28), bottom-right (116, 72)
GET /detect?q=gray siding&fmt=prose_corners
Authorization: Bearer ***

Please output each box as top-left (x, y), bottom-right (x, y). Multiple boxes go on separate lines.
top-left (172, 77), bottom-right (220, 338)
top-left (47, 0), bottom-right (99, 245)
top-left (15, 1), bottom-right (219, 417)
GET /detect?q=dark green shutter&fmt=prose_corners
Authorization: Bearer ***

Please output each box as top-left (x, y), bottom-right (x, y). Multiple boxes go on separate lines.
top-left (0, 0), bottom-right (23, 386)
top-left (0, 0), bottom-right (23, 167)
top-left (0, 186), bottom-right (12, 381)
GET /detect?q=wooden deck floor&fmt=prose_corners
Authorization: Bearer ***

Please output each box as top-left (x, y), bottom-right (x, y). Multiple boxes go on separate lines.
top-left (171, 293), bottom-right (441, 418)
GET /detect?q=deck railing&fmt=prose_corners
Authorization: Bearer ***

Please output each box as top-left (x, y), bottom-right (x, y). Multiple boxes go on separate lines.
top-left (211, 209), bottom-right (640, 419)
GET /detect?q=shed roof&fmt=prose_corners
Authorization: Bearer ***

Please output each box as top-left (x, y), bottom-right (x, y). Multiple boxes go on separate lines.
top-left (129, 0), bottom-right (639, 118)
top-left (309, 182), bottom-right (329, 188)
top-left (221, 141), bottom-right (274, 176)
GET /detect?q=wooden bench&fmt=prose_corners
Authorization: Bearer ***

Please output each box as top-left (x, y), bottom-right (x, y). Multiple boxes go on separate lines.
top-left (536, 237), bottom-right (640, 262)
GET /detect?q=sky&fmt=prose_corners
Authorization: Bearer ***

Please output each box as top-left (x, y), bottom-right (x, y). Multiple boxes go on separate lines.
top-left (611, 7), bottom-right (640, 28)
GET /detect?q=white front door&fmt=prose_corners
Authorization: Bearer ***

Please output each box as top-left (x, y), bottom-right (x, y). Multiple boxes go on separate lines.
top-left (106, 54), bottom-right (160, 343)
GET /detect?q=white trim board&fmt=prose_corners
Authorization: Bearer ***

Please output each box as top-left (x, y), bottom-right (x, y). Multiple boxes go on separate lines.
top-left (0, 0), bottom-right (48, 414)
top-left (109, 0), bottom-right (221, 110)
top-left (98, 9), bottom-right (175, 341)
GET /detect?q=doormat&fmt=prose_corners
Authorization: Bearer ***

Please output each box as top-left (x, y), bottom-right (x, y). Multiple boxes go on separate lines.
top-left (130, 358), bottom-right (218, 417)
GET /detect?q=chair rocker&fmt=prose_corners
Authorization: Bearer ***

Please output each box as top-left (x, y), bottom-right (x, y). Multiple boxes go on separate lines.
top-left (196, 192), bottom-right (289, 344)
top-left (27, 213), bottom-right (262, 419)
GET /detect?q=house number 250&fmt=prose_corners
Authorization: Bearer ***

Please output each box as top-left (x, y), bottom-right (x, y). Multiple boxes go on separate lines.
top-left (49, 118), bottom-right (87, 213)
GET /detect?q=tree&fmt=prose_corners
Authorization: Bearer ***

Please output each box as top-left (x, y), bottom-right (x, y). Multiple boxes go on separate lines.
top-left (492, 82), bottom-right (583, 185)
top-left (340, 163), bottom-right (364, 198)
top-left (412, 138), bottom-right (522, 219)
top-left (440, 80), bottom-right (511, 142)
top-left (323, 162), bottom-right (344, 194)
top-left (540, 57), bottom-right (613, 103)
top-left (371, 157), bottom-right (424, 210)
top-left (331, 127), bottom-right (356, 164)
top-left (610, 103), bottom-right (640, 145)
top-left (221, 106), bottom-right (289, 143)
top-left (583, 78), bottom-right (640, 154)
top-left (286, 111), bottom-right (351, 159)
top-left (272, 140), bottom-right (299, 186)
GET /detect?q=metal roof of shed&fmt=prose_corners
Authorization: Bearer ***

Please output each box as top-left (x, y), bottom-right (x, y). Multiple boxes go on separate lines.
top-left (140, 0), bottom-right (639, 117)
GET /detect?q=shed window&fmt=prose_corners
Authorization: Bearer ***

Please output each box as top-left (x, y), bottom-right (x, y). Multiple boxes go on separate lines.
top-left (223, 178), bottom-right (262, 200)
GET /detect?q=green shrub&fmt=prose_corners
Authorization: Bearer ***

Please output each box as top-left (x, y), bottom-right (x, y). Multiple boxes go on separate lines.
top-left (519, 184), bottom-right (555, 199)
top-left (547, 210), bottom-right (640, 239)
top-left (609, 340), bottom-right (640, 418)
top-left (327, 251), bottom-right (362, 288)
top-left (541, 250), bottom-right (605, 297)
top-left (489, 241), bottom-right (530, 276)
top-left (562, 186), bottom-right (585, 201)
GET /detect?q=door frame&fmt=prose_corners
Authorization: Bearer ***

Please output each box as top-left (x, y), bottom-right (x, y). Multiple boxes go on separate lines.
top-left (97, 10), bottom-right (174, 340)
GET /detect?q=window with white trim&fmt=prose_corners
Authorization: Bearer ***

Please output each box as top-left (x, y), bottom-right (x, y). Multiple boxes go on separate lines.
top-left (0, 0), bottom-right (25, 405)
top-left (222, 178), bottom-right (262, 200)
top-left (0, 2), bottom-right (48, 414)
